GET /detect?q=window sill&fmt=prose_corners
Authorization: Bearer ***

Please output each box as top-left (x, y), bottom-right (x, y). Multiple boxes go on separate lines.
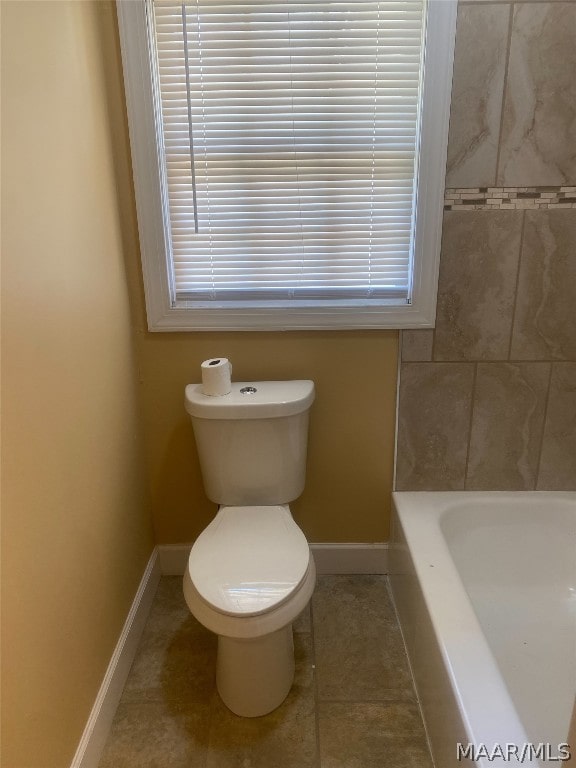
top-left (145, 300), bottom-right (437, 331)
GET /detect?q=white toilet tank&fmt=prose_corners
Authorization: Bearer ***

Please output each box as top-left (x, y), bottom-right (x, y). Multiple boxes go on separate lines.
top-left (185, 380), bottom-right (314, 506)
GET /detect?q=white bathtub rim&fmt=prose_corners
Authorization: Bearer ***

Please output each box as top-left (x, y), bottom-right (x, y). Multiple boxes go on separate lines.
top-left (391, 491), bottom-right (575, 767)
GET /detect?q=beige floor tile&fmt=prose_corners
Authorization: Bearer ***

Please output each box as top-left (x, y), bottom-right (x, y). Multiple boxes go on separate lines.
top-left (293, 603), bottom-right (311, 634)
top-left (205, 633), bottom-right (317, 768)
top-left (101, 576), bottom-right (432, 768)
top-left (121, 613), bottom-right (217, 704)
top-left (319, 701), bottom-right (433, 768)
top-left (99, 700), bottom-right (210, 768)
top-left (149, 576), bottom-right (190, 618)
top-left (313, 576), bottom-right (415, 702)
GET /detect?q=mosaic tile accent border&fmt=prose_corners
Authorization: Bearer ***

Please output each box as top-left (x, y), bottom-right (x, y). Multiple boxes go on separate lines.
top-left (444, 186), bottom-right (576, 211)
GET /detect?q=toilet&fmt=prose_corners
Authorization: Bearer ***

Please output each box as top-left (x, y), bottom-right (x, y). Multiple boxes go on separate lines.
top-left (183, 379), bottom-right (316, 717)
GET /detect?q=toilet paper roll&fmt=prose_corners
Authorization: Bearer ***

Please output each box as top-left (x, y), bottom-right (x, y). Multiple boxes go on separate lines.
top-left (201, 358), bottom-right (233, 396)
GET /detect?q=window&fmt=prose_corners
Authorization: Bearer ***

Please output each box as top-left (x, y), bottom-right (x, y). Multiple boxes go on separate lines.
top-left (117, 0), bottom-right (456, 330)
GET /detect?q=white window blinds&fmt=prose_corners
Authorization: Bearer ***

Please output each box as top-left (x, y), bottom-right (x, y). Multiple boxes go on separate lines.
top-left (150, 0), bottom-right (426, 306)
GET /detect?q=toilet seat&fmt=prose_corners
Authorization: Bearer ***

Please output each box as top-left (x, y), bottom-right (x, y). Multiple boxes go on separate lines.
top-left (189, 504), bottom-right (310, 618)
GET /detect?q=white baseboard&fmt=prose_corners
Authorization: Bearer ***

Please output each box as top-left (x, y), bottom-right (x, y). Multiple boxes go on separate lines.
top-left (158, 544), bottom-right (191, 575)
top-left (158, 542), bottom-right (389, 576)
top-left (70, 549), bottom-right (162, 768)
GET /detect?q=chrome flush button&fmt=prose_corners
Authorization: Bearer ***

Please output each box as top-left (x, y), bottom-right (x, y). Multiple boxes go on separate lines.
top-left (240, 386), bottom-right (258, 394)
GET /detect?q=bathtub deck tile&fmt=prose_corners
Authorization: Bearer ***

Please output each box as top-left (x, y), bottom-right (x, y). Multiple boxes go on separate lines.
top-left (99, 576), bottom-right (431, 768)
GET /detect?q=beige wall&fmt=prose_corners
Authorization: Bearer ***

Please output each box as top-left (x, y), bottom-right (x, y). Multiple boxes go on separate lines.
top-left (0, 3), bottom-right (397, 764)
top-left (1, 3), bottom-right (154, 767)
top-left (114, 33), bottom-right (400, 545)
top-left (136, 330), bottom-right (398, 544)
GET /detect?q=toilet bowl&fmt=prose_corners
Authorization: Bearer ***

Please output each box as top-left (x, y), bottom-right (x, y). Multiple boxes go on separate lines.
top-left (183, 505), bottom-right (316, 716)
top-left (183, 380), bottom-right (315, 716)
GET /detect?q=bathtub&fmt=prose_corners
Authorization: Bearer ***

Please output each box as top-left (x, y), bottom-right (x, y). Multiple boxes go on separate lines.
top-left (390, 492), bottom-right (576, 768)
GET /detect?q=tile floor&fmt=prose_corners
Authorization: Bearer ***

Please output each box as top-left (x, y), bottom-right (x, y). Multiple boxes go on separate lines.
top-left (99, 575), bottom-right (433, 768)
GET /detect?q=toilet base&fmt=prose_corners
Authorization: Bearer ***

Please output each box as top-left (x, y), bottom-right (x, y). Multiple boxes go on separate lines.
top-left (216, 625), bottom-right (295, 717)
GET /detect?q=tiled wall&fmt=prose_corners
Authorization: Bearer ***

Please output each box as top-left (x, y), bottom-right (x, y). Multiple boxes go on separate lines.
top-left (395, 0), bottom-right (576, 492)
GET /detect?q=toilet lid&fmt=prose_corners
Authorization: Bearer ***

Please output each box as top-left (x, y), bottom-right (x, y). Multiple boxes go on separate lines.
top-left (189, 505), bottom-right (310, 617)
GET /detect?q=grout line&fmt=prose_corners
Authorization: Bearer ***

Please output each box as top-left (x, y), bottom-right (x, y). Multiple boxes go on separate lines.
top-left (463, 362), bottom-right (479, 490)
top-left (392, 345), bottom-right (402, 492)
top-left (315, 695), bottom-right (420, 705)
top-left (430, 319), bottom-right (438, 362)
top-left (385, 577), bottom-right (436, 767)
top-left (495, 3), bottom-right (515, 184)
top-left (314, 699), bottom-right (422, 709)
top-left (309, 601), bottom-right (323, 768)
top-left (507, 210), bottom-right (526, 359)
top-left (534, 362), bottom-right (554, 490)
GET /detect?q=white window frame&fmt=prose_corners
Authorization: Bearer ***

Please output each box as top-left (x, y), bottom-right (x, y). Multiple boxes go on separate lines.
top-left (117, 0), bottom-right (456, 331)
